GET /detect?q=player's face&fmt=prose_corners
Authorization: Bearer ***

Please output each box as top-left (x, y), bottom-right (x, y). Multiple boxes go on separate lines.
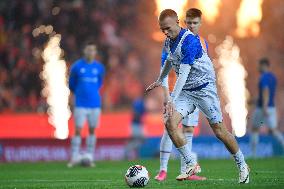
top-left (259, 63), bottom-right (268, 73)
top-left (159, 16), bottom-right (180, 39)
top-left (184, 17), bottom-right (201, 35)
top-left (84, 45), bottom-right (97, 60)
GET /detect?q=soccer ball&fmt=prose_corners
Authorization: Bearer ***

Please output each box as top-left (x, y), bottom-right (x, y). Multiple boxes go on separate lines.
top-left (79, 153), bottom-right (93, 167)
top-left (125, 165), bottom-right (149, 188)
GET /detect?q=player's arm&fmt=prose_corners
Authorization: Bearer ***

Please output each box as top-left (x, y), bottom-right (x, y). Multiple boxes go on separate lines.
top-left (69, 64), bottom-right (77, 93)
top-left (98, 64), bottom-right (106, 88)
top-left (145, 47), bottom-right (171, 93)
top-left (262, 87), bottom-right (269, 116)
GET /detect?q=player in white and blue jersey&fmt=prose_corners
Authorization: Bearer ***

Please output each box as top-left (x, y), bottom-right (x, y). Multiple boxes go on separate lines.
top-left (146, 9), bottom-right (249, 183)
top-left (251, 58), bottom-right (284, 157)
top-left (155, 8), bottom-right (207, 182)
top-left (68, 42), bottom-right (105, 167)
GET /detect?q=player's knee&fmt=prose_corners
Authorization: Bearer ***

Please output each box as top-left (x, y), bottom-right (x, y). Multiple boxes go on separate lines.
top-left (75, 127), bottom-right (82, 136)
top-left (211, 124), bottom-right (226, 140)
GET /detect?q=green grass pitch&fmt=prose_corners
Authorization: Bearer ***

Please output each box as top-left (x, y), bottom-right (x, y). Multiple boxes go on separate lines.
top-left (0, 158), bottom-right (283, 189)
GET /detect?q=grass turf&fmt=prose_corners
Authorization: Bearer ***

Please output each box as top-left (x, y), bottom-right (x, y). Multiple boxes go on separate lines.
top-left (0, 158), bottom-right (283, 189)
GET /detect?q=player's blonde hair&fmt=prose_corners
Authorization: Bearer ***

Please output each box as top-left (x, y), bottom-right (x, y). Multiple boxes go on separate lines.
top-left (158, 9), bottom-right (178, 22)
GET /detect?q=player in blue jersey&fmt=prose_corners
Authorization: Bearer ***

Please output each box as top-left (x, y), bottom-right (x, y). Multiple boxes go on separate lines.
top-left (125, 96), bottom-right (146, 160)
top-left (251, 58), bottom-right (284, 157)
top-left (146, 9), bottom-right (249, 183)
top-left (68, 41), bottom-right (105, 167)
top-left (155, 8), bottom-right (207, 182)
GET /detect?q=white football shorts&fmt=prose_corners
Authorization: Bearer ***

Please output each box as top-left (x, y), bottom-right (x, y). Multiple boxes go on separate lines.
top-left (252, 107), bottom-right (277, 129)
top-left (74, 107), bottom-right (101, 128)
top-left (175, 82), bottom-right (223, 125)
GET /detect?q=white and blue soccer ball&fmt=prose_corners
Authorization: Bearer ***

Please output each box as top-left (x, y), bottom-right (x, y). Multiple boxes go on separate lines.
top-left (125, 165), bottom-right (149, 188)
top-left (79, 153), bottom-right (93, 167)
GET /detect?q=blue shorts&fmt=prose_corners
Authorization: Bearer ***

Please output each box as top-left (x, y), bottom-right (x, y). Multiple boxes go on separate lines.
top-left (74, 107), bottom-right (101, 128)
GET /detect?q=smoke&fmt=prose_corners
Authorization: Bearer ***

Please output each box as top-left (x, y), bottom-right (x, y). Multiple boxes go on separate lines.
top-left (216, 36), bottom-right (249, 137)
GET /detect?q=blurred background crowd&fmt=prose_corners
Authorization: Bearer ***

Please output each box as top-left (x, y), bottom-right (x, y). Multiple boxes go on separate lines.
top-left (0, 0), bottom-right (147, 112)
top-left (0, 0), bottom-right (283, 130)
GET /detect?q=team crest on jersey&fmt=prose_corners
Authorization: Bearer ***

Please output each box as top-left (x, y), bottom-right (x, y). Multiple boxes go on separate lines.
top-left (80, 68), bottom-right (86, 73)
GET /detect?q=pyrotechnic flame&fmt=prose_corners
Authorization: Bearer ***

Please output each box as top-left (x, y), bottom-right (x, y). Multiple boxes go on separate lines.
top-left (196, 0), bottom-right (221, 24)
top-left (155, 0), bottom-right (188, 19)
top-left (236, 0), bottom-right (263, 38)
top-left (216, 36), bottom-right (249, 137)
top-left (41, 34), bottom-right (71, 139)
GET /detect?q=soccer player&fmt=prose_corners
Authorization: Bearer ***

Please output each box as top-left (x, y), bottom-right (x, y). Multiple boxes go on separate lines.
top-left (155, 8), bottom-right (207, 182)
top-left (68, 41), bottom-right (105, 167)
top-left (125, 96), bottom-right (146, 160)
top-left (250, 58), bottom-right (284, 157)
top-left (146, 9), bottom-right (250, 183)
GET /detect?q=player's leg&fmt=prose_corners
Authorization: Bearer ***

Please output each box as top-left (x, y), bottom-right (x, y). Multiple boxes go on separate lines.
top-left (165, 94), bottom-right (199, 176)
top-left (125, 123), bottom-right (144, 160)
top-left (86, 108), bottom-right (101, 165)
top-left (68, 108), bottom-right (86, 167)
top-left (194, 83), bottom-right (249, 183)
top-left (166, 111), bottom-right (196, 167)
top-left (179, 110), bottom-right (198, 175)
top-left (179, 126), bottom-right (194, 173)
top-left (250, 108), bottom-right (262, 157)
top-left (266, 107), bottom-right (284, 151)
top-left (155, 130), bottom-right (173, 181)
top-left (177, 109), bottom-right (206, 181)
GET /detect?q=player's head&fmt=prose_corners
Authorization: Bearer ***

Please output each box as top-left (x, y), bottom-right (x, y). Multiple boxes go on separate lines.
top-left (158, 9), bottom-right (180, 39)
top-left (185, 8), bottom-right (202, 35)
top-left (258, 57), bottom-right (270, 73)
top-left (83, 41), bottom-right (97, 61)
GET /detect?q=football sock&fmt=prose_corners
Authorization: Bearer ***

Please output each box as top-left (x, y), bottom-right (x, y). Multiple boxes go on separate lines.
top-left (71, 135), bottom-right (81, 160)
top-left (250, 132), bottom-right (259, 157)
top-left (177, 144), bottom-right (196, 166)
top-left (233, 149), bottom-right (246, 170)
top-left (272, 130), bottom-right (284, 150)
top-left (180, 132), bottom-right (193, 173)
top-left (159, 131), bottom-right (173, 172)
top-left (86, 135), bottom-right (96, 161)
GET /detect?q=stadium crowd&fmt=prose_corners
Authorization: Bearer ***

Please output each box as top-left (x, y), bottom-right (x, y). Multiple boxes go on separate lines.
top-left (0, 0), bottom-right (144, 112)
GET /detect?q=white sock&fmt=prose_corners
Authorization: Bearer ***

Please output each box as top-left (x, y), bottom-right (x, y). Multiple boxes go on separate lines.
top-left (177, 144), bottom-right (196, 166)
top-left (233, 149), bottom-right (246, 170)
top-left (159, 131), bottom-right (173, 172)
top-left (86, 135), bottom-right (96, 161)
top-left (71, 135), bottom-right (81, 160)
top-left (272, 130), bottom-right (284, 150)
top-left (180, 132), bottom-right (193, 173)
top-left (250, 132), bottom-right (259, 157)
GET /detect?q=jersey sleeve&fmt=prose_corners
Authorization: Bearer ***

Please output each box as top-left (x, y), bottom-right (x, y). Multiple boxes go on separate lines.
top-left (181, 34), bottom-right (202, 65)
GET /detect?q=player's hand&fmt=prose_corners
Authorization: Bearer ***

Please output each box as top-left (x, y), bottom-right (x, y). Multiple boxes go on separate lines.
top-left (166, 100), bottom-right (175, 117)
top-left (145, 81), bottom-right (162, 94)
